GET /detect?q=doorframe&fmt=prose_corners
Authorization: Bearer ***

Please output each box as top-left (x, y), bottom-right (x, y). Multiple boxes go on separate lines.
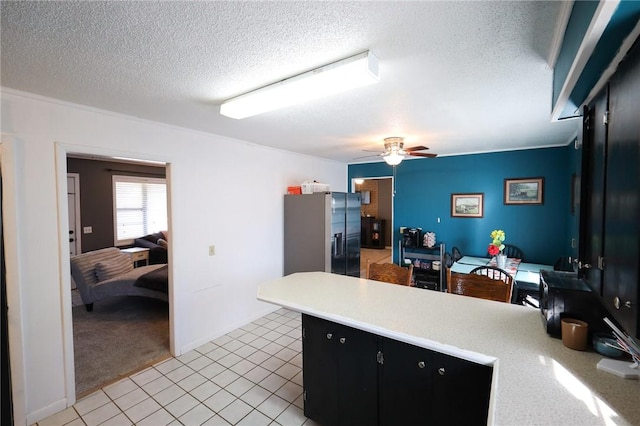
top-left (67, 173), bottom-right (81, 256)
top-left (54, 142), bottom-right (175, 406)
top-left (0, 139), bottom-right (27, 426)
top-left (350, 175), bottom-right (394, 252)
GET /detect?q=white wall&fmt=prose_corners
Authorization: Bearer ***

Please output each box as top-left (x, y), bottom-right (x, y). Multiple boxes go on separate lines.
top-left (0, 88), bottom-right (347, 425)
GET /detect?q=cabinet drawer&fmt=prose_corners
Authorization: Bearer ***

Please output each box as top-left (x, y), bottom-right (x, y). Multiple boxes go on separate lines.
top-left (130, 251), bottom-right (148, 261)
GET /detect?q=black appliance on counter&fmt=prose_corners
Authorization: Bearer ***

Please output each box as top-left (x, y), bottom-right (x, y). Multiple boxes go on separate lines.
top-left (539, 270), bottom-right (611, 338)
top-left (401, 227), bottom-right (422, 248)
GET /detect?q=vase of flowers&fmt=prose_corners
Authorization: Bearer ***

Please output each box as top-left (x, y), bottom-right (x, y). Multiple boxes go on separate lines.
top-left (488, 229), bottom-right (507, 268)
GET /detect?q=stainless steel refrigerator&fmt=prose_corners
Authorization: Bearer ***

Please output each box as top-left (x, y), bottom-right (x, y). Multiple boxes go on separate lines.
top-left (284, 192), bottom-right (361, 277)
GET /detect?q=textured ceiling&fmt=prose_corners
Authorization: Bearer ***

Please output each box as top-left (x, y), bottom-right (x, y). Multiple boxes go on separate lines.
top-left (1, 1), bottom-right (578, 163)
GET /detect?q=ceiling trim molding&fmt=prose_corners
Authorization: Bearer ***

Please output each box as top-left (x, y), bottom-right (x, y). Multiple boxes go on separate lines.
top-left (547, 0), bottom-right (575, 69)
top-left (551, 0), bottom-right (619, 121)
top-left (580, 18), bottom-right (640, 111)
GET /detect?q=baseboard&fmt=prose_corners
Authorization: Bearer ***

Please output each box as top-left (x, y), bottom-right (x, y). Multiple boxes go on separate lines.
top-left (178, 305), bottom-right (279, 355)
top-left (26, 397), bottom-right (68, 426)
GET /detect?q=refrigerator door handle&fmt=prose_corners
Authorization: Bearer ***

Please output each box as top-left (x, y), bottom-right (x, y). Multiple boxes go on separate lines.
top-left (334, 232), bottom-right (344, 257)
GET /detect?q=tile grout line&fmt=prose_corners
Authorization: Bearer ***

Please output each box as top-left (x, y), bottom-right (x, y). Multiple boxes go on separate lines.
top-left (62, 309), bottom-right (306, 426)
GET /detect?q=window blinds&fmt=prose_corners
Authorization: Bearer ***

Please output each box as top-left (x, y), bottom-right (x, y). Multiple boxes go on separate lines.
top-left (113, 175), bottom-right (167, 245)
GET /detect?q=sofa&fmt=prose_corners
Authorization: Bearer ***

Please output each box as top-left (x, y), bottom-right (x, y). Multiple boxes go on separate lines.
top-left (133, 231), bottom-right (168, 264)
top-left (70, 247), bottom-right (168, 311)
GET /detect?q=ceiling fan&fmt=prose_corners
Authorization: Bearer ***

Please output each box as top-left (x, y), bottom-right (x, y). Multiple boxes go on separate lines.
top-left (356, 137), bottom-right (437, 165)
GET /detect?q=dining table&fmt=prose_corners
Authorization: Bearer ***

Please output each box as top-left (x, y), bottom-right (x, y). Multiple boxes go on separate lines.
top-left (450, 256), bottom-right (554, 304)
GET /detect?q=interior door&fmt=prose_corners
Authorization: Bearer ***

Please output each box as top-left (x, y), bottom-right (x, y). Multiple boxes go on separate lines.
top-left (67, 173), bottom-right (80, 256)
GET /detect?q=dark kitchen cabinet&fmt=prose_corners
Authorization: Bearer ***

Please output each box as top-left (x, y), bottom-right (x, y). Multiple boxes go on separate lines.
top-left (379, 338), bottom-right (492, 426)
top-left (302, 314), bottom-right (378, 426)
top-left (361, 217), bottom-right (386, 249)
top-left (302, 314), bottom-right (493, 426)
top-left (580, 38), bottom-right (640, 338)
top-left (430, 349), bottom-right (493, 425)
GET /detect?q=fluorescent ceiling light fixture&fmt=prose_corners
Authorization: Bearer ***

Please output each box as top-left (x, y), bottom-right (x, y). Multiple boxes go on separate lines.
top-left (383, 152), bottom-right (404, 166)
top-left (220, 51), bottom-right (379, 119)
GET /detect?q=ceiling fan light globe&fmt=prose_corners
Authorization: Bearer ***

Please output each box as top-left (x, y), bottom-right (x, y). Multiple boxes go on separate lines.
top-left (383, 153), bottom-right (403, 165)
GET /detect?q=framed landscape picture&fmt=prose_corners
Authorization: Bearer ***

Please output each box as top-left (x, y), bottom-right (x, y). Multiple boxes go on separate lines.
top-left (451, 193), bottom-right (484, 218)
top-left (504, 177), bottom-right (544, 205)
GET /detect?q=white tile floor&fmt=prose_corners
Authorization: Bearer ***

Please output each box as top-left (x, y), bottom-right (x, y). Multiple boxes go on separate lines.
top-left (36, 308), bottom-right (318, 426)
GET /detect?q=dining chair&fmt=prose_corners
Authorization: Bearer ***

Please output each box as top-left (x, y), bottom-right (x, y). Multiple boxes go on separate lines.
top-left (443, 252), bottom-right (453, 268)
top-left (367, 262), bottom-right (413, 286)
top-left (451, 246), bottom-right (463, 263)
top-left (501, 244), bottom-right (525, 261)
top-left (446, 269), bottom-right (513, 303)
top-left (469, 265), bottom-right (515, 303)
top-left (469, 265), bottom-right (513, 284)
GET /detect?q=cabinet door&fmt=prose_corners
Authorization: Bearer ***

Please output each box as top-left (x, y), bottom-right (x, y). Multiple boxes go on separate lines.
top-left (579, 91), bottom-right (607, 295)
top-left (431, 352), bottom-right (493, 426)
top-left (302, 314), bottom-right (378, 426)
top-left (336, 324), bottom-right (379, 426)
top-left (361, 217), bottom-right (372, 247)
top-left (603, 44), bottom-right (640, 338)
top-left (379, 338), bottom-right (434, 425)
top-left (302, 314), bottom-right (339, 425)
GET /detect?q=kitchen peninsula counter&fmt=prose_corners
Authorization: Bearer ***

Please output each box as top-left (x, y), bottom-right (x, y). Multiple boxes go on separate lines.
top-left (257, 272), bottom-right (639, 425)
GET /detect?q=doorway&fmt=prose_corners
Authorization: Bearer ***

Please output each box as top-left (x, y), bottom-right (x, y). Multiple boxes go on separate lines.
top-left (1, 167), bottom-right (14, 425)
top-left (352, 177), bottom-right (394, 275)
top-left (68, 155), bottom-right (171, 397)
top-left (56, 144), bottom-right (174, 403)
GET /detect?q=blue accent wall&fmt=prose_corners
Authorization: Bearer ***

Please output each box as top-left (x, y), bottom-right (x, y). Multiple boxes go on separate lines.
top-left (349, 146), bottom-right (581, 266)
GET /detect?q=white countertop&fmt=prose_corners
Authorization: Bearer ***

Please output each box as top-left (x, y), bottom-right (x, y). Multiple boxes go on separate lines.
top-left (257, 272), bottom-right (639, 426)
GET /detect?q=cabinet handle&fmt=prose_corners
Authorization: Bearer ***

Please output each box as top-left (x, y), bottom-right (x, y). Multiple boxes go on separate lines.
top-left (326, 333), bottom-right (332, 340)
top-left (438, 367), bottom-right (446, 376)
top-left (613, 296), bottom-right (633, 309)
top-left (417, 361), bottom-right (425, 369)
top-left (339, 337), bottom-right (346, 344)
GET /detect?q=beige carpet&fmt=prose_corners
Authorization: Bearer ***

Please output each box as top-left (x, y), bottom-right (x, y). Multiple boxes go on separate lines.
top-left (360, 247), bottom-right (392, 277)
top-left (72, 295), bottom-right (170, 398)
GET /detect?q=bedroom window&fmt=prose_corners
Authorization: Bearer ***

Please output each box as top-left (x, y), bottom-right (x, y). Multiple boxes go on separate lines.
top-left (113, 175), bottom-right (167, 246)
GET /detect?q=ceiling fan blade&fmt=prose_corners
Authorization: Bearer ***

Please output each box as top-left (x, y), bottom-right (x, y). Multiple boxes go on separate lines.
top-left (404, 145), bottom-right (429, 152)
top-left (408, 152), bottom-right (437, 158)
top-left (353, 153), bottom-right (382, 160)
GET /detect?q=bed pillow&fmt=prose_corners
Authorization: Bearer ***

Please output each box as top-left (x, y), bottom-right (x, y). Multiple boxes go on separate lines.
top-left (95, 256), bottom-right (134, 282)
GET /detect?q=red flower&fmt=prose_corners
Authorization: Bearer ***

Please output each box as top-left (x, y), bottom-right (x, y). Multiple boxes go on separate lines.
top-left (488, 244), bottom-right (500, 256)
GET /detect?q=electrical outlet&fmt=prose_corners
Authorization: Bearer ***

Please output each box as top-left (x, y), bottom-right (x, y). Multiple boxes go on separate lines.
top-left (437, 217), bottom-right (441, 223)
top-left (571, 238), bottom-right (576, 248)
top-left (83, 226), bottom-right (93, 234)
top-left (209, 245), bottom-right (215, 256)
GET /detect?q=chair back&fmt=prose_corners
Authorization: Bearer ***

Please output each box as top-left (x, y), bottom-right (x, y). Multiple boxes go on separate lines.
top-left (452, 246), bottom-right (463, 263)
top-left (446, 269), bottom-right (513, 303)
top-left (501, 244), bottom-right (525, 261)
top-left (443, 252), bottom-right (453, 268)
top-left (367, 262), bottom-right (413, 286)
top-left (469, 265), bottom-right (513, 284)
